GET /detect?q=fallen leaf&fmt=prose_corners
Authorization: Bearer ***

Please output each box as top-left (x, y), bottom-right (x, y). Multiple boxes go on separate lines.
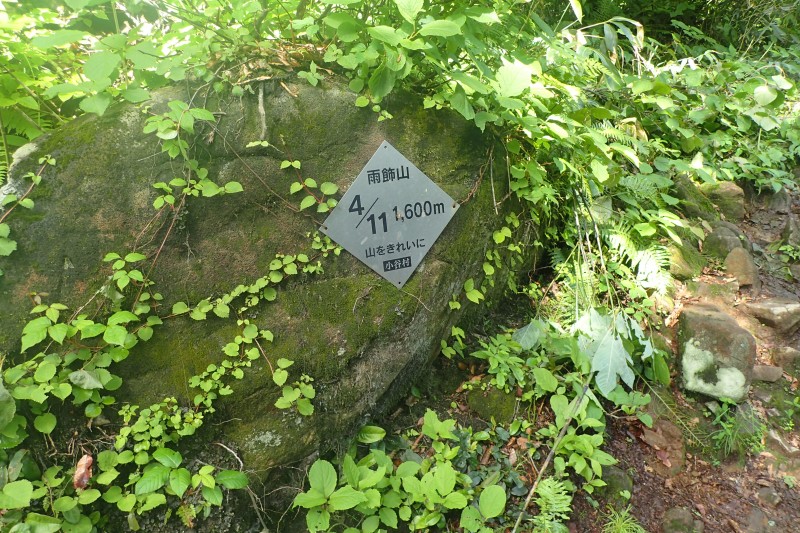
top-left (73, 454), bottom-right (93, 489)
top-left (656, 449), bottom-right (672, 468)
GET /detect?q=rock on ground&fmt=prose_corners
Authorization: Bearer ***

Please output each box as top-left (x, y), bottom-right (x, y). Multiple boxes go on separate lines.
top-left (745, 297), bottom-right (800, 333)
top-left (0, 79), bottom-right (524, 476)
top-left (677, 304), bottom-right (756, 402)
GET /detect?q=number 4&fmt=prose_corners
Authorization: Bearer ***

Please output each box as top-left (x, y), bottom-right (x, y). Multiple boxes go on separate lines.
top-left (348, 194), bottom-right (364, 216)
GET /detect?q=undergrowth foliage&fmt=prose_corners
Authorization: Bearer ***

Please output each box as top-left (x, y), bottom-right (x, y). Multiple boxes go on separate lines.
top-left (0, 0), bottom-right (798, 531)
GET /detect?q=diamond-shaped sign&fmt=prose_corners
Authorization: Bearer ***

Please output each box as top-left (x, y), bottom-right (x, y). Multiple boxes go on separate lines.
top-left (320, 140), bottom-right (458, 287)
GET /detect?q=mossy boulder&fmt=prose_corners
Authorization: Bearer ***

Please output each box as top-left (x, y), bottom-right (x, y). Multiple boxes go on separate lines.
top-left (677, 304), bottom-right (756, 402)
top-left (668, 243), bottom-right (706, 280)
top-left (699, 181), bottom-right (746, 222)
top-left (0, 79), bottom-right (528, 476)
top-left (672, 174), bottom-right (718, 221)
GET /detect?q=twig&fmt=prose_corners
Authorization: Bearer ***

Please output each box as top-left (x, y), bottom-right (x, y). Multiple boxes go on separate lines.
top-left (511, 383), bottom-right (590, 533)
top-left (214, 441), bottom-right (244, 470)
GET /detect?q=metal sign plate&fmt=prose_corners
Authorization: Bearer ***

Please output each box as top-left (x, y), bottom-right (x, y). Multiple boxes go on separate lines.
top-left (320, 140), bottom-right (458, 287)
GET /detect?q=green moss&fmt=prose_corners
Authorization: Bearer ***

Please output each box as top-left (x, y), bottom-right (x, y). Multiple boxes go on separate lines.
top-left (466, 382), bottom-right (518, 424)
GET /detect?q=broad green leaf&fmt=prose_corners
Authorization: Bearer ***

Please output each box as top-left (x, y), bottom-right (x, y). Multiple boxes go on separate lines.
top-left (202, 485), bottom-right (223, 506)
top-left (590, 160), bottom-right (609, 183)
top-left (320, 182), bottom-right (338, 195)
top-left (368, 64), bottom-right (396, 100)
top-left (134, 466), bottom-right (169, 495)
top-left (357, 425), bottom-right (386, 444)
top-left (152, 447), bottom-right (182, 468)
top-left (0, 237), bottom-right (16, 256)
top-left (34, 361), bottom-right (57, 383)
top-left (169, 468), bottom-right (191, 498)
top-left (103, 324), bottom-right (128, 346)
top-left (328, 486), bottom-right (367, 511)
top-left (216, 470), bottom-right (248, 489)
top-left (368, 26), bottom-right (403, 46)
top-left (443, 491), bottom-right (468, 509)
top-left (308, 460), bottom-right (337, 498)
top-left (293, 488), bottom-right (327, 508)
top-left (68, 369), bottom-right (103, 390)
top-left (479, 485), bottom-right (506, 518)
top-left (0, 480), bottom-right (33, 509)
top-left (79, 93), bottom-right (113, 115)
top-left (84, 51), bottom-right (121, 82)
top-left (34, 413), bottom-right (57, 434)
top-left (140, 492), bottom-right (167, 512)
top-left (495, 61), bottom-right (532, 98)
top-left (299, 195), bottom-right (316, 210)
top-left (31, 30), bottom-right (87, 48)
top-left (394, 0), bottom-right (423, 23)
top-left (122, 87), bottom-right (150, 103)
top-left (754, 85), bottom-right (778, 106)
top-left (418, 20), bottom-right (461, 37)
top-left (532, 367), bottom-right (558, 392)
top-left (77, 489), bottom-right (101, 504)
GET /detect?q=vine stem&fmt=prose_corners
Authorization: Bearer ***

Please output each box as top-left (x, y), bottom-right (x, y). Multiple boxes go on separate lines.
top-left (0, 161), bottom-right (48, 225)
top-left (511, 383), bottom-right (590, 533)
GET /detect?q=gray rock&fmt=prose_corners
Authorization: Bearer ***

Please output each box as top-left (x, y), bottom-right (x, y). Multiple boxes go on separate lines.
top-left (596, 465), bottom-right (634, 509)
top-left (0, 80), bottom-right (520, 476)
top-left (677, 304), bottom-right (756, 402)
top-left (756, 486), bottom-right (782, 507)
top-left (766, 429), bottom-right (800, 458)
top-left (673, 174), bottom-right (718, 221)
top-left (669, 243), bottom-right (706, 281)
top-left (724, 248), bottom-right (760, 293)
top-left (745, 298), bottom-right (800, 333)
top-left (662, 507), bottom-right (704, 533)
top-left (773, 346), bottom-right (800, 374)
top-left (746, 508), bottom-right (775, 533)
top-left (752, 365), bottom-right (783, 382)
top-left (686, 279), bottom-right (739, 305)
top-left (704, 227), bottom-right (743, 259)
top-left (710, 220), bottom-right (752, 251)
top-left (781, 214), bottom-right (800, 247)
top-left (767, 188), bottom-right (792, 214)
top-left (700, 181), bottom-right (746, 222)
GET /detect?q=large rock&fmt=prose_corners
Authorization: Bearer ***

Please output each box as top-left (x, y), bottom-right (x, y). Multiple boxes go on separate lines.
top-left (699, 181), bottom-right (746, 222)
top-left (673, 174), bottom-right (718, 221)
top-left (668, 243), bottom-right (706, 280)
top-left (0, 80), bottom-right (522, 474)
top-left (724, 247), bottom-right (760, 293)
top-left (745, 297), bottom-right (800, 333)
top-left (677, 304), bottom-right (756, 402)
top-left (703, 226), bottom-right (743, 259)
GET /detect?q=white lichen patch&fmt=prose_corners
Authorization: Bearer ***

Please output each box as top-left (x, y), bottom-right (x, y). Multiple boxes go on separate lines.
top-left (247, 430), bottom-right (283, 449)
top-left (682, 339), bottom-right (748, 401)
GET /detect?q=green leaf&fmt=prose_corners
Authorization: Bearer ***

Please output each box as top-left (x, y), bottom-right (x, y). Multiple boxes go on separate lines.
top-left (77, 489), bottom-right (101, 505)
top-left (117, 493), bottom-right (136, 512)
top-left (169, 468), bottom-right (191, 498)
top-left (68, 369), bottom-right (104, 390)
top-left (590, 160), bottom-right (609, 183)
top-left (47, 323), bottom-right (69, 344)
top-left (328, 486), bottom-right (367, 511)
top-left (368, 64), bottom-right (396, 100)
top-left (357, 425), bottom-right (386, 444)
top-left (754, 84), bottom-right (778, 106)
top-left (34, 361), bottom-right (57, 383)
top-left (202, 485), bottom-right (223, 506)
top-left (297, 398), bottom-right (314, 416)
top-left (319, 182), bottom-right (338, 195)
top-left (479, 485), bottom-right (506, 518)
top-left (152, 448), bottom-right (182, 468)
top-left (495, 60), bottom-right (532, 98)
top-left (108, 310), bottom-right (139, 325)
top-left (569, 0), bottom-right (583, 21)
top-left (0, 480), bottom-right (33, 509)
top-left (140, 492), bottom-right (167, 512)
top-left (532, 367), bottom-right (558, 392)
top-left (368, 26), bottom-right (403, 46)
top-left (122, 88), bottom-right (151, 103)
top-left (21, 316), bottom-right (50, 352)
top-left (216, 470), bottom-right (248, 489)
top-left (380, 507), bottom-right (398, 528)
top-left (394, 0), bottom-right (423, 23)
top-left (272, 368), bottom-right (289, 387)
top-left (308, 460), bottom-right (337, 498)
top-left (171, 302), bottom-right (189, 315)
top-left (34, 413), bottom-right (57, 434)
top-left (134, 466), bottom-right (169, 495)
top-left (84, 51), bottom-right (121, 82)
top-left (299, 195), bottom-right (317, 210)
top-left (31, 30), bottom-right (87, 48)
top-left (418, 20), bottom-right (461, 37)
top-left (442, 491), bottom-right (468, 509)
top-left (0, 237), bottom-right (16, 256)
top-left (80, 93), bottom-right (113, 115)
top-left (0, 381), bottom-right (16, 430)
top-left (293, 488), bottom-right (327, 508)
top-left (224, 181), bottom-right (244, 193)
top-left (103, 324), bottom-right (128, 346)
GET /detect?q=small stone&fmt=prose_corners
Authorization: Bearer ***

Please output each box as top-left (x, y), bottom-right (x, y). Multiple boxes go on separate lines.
top-left (773, 346), bottom-right (800, 376)
top-left (789, 264), bottom-right (800, 280)
top-left (724, 248), bottom-right (760, 293)
top-left (756, 486), bottom-right (782, 507)
top-left (662, 507), bottom-right (703, 533)
top-left (766, 429), bottom-right (800, 458)
top-left (596, 465), bottom-right (634, 510)
top-left (465, 381), bottom-right (518, 425)
top-left (767, 188), bottom-right (792, 214)
top-left (752, 365), bottom-right (783, 382)
top-left (746, 508), bottom-right (772, 533)
top-left (745, 298), bottom-right (800, 333)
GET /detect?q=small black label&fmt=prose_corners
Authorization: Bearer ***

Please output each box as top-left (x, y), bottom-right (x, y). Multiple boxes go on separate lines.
top-left (383, 256), bottom-right (412, 272)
